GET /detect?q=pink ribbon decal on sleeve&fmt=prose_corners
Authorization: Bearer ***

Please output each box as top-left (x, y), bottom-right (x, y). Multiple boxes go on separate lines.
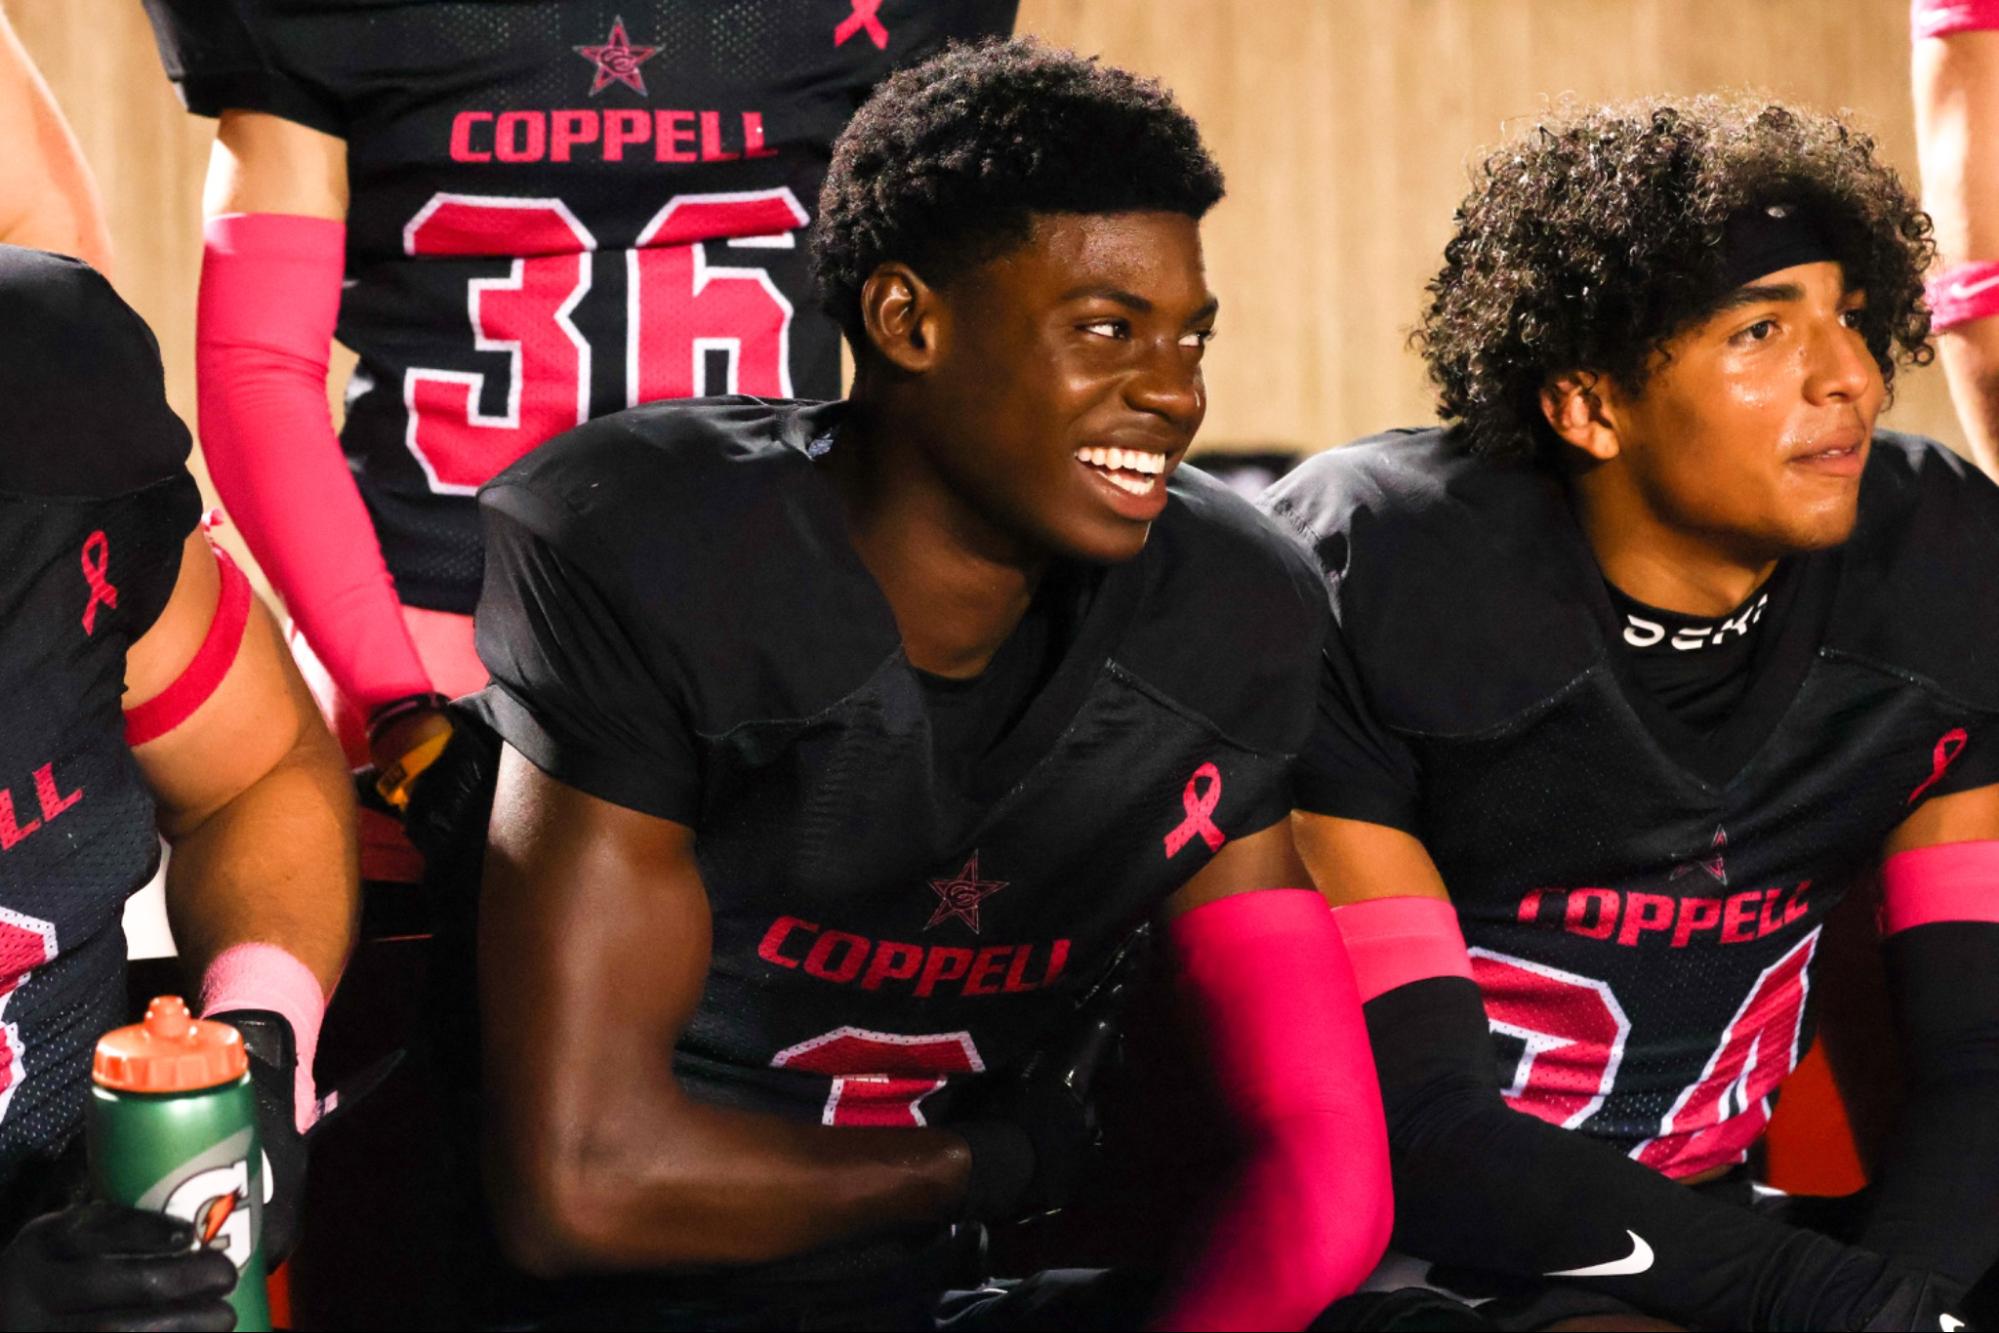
top-left (1908, 728), bottom-right (1970, 805)
top-left (79, 531), bottom-right (119, 635)
top-left (834, 0), bottom-right (890, 49)
top-left (1164, 762), bottom-right (1227, 858)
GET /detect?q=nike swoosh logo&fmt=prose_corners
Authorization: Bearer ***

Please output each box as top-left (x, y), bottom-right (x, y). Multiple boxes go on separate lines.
top-left (1546, 1230), bottom-right (1655, 1278)
top-left (1948, 273), bottom-right (1999, 302)
top-left (1942, 1316), bottom-right (1964, 1331)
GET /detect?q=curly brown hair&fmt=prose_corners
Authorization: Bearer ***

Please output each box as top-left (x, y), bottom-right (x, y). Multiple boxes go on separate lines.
top-left (1414, 96), bottom-right (1935, 463)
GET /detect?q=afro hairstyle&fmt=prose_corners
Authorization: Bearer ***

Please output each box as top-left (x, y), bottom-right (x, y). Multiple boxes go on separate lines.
top-left (1414, 95), bottom-right (1935, 464)
top-left (811, 36), bottom-right (1225, 345)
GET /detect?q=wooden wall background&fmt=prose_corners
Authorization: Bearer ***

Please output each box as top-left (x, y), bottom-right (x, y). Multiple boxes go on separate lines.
top-left (7, 0), bottom-right (1958, 586)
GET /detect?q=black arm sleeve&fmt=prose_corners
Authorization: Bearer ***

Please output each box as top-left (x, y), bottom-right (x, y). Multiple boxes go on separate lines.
top-left (1859, 922), bottom-right (1999, 1290)
top-left (1372, 977), bottom-right (1922, 1330)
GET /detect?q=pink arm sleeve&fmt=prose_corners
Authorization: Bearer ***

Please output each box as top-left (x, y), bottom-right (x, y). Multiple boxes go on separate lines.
top-left (197, 212), bottom-right (430, 714)
top-left (1151, 889), bottom-right (1394, 1332)
top-left (1880, 840), bottom-right (1999, 933)
top-left (1914, 0), bottom-right (1999, 38)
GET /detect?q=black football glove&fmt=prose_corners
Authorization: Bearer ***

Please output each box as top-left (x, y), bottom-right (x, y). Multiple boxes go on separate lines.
top-left (209, 1010), bottom-right (306, 1268)
top-left (400, 706), bottom-right (501, 879)
top-left (953, 924), bottom-right (1152, 1223)
top-left (0, 1200), bottom-right (237, 1331)
top-left (1852, 1266), bottom-right (1972, 1332)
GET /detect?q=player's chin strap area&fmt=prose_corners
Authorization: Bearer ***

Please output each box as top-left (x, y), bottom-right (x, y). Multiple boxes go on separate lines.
top-left (1333, 895), bottom-right (1965, 1332)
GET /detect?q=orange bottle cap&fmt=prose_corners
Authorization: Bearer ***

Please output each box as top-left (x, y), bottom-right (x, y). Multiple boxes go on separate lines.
top-left (92, 996), bottom-right (247, 1093)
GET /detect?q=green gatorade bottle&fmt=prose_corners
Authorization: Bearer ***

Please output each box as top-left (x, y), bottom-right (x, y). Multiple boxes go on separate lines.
top-left (88, 996), bottom-right (270, 1331)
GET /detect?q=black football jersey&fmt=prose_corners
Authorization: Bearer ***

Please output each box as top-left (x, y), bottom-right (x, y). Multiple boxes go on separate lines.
top-left (468, 397), bottom-right (1327, 1127)
top-left (1261, 428), bottom-right (1999, 1181)
top-left (0, 249), bottom-right (202, 1189)
top-left (141, 0), bottom-right (1017, 614)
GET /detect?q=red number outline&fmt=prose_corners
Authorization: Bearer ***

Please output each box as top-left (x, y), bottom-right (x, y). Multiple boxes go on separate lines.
top-left (1632, 928), bottom-right (1819, 1176)
top-left (1469, 946), bottom-right (1632, 1131)
top-left (771, 1026), bottom-right (984, 1127)
top-left (626, 187), bottom-right (811, 405)
top-left (0, 907), bottom-right (56, 1126)
top-left (401, 194), bottom-right (597, 495)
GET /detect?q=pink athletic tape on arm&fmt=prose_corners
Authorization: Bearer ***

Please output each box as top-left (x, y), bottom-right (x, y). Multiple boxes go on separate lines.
top-left (1880, 840), bottom-right (1999, 934)
top-left (1914, 0), bottom-right (1999, 39)
top-left (1152, 889), bottom-right (1393, 1332)
top-left (201, 943), bottom-right (325, 1134)
top-left (1334, 894), bottom-right (1474, 1002)
top-left (199, 213), bottom-right (432, 713)
top-left (124, 545), bottom-right (252, 746)
top-left (1927, 262), bottom-right (1999, 332)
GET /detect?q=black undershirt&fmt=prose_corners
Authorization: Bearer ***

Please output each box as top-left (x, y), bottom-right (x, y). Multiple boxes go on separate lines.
top-left (913, 566), bottom-right (1085, 804)
top-left (1605, 562), bottom-right (1798, 733)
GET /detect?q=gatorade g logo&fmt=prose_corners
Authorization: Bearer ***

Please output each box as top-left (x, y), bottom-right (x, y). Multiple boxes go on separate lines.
top-left (169, 1163), bottom-right (251, 1263)
top-left (136, 1128), bottom-right (262, 1270)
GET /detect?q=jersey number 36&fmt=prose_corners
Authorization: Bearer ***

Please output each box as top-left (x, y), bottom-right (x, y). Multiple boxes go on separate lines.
top-left (402, 188), bottom-right (810, 494)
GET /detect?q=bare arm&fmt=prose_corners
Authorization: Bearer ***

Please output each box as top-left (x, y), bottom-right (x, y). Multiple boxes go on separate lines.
top-left (1915, 28), bottom-right (1999, 474)
top-left (478, 745), bottom-right (971, 1276)
top-left (0, 7), bottom-right (110, 272)
top-left (128, 533), bottom-right (358, 994)
top-left (204, 109), bottom-right (347, 220)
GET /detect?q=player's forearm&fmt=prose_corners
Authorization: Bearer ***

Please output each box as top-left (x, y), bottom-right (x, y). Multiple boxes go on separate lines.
top-left (1861, 922), bottom-right (1999, 1288)
top-left (162, 720), bottom-right (358, 995)
top-left (1938, 331), bottom-right (1999, 477)
top-left (488, 1076), bottom-right (970, 1274)
top-left (1372, 980), bottom-right (1907, 1331)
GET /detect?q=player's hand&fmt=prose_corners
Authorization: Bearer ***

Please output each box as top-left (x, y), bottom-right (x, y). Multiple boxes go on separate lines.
top-left (0, 1200), bottom-right (237, 1331)
top-left (366, 694), bottom-right (455, 813)
top-left (399, 708), bottom-right (501, 879)
top-left (209, 1009), bottom-right (306, 1267)
top-left (953, 925), bottom-right (1151, 1222)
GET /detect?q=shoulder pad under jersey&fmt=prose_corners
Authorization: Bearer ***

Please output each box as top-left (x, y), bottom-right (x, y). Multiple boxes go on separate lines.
top-left (1826, 431), bottom-right (1999, 711)
top-left (478, 397), bottom-right (901, 731)
top-left (0, 247), bottom-right (192, 500)
top-left (1115, 463), bottom-right (1331, 755)
top-left (1259, 427), bottom-right (1605, 736)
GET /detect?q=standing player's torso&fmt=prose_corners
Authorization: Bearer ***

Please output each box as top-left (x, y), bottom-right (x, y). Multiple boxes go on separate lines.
top-left (1267, 429), bottom-right (1999, 1180)
top-left (274, 2), bottom-right (1011, 609)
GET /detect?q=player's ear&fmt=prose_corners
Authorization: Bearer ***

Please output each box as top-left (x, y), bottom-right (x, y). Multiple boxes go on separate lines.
top-left (1540, 371), bottom-right (1621, 462)
top-left (858, 262), bottom-right (943, 374)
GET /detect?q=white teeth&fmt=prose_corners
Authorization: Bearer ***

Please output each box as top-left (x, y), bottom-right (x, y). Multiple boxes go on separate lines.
top-left (1073, 450), bottom-right (1166, 472)
top-left (1103, 471), bottom-right (1157, 496)
top-left (1073, 447), bottom-right (1167, 486)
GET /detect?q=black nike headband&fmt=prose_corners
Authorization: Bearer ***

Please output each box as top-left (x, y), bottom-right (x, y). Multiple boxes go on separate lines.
top-left (1716, 200), bottom-right (1839, 292)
